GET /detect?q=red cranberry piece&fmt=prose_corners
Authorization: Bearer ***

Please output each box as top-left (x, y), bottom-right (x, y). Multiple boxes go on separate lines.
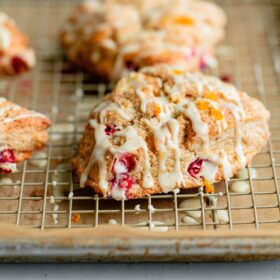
top-left (11, 56), bottom-right (28, 74)
top-left (111, 173), bottom-right (134, 199)
top-left (220, 74), bottom-right (234, 84)
top-left (0, 167), bottom-right (13, 174)
top-left (105, 124), bottom-right (117, 136)
top-left (0, 148), bottom-right (15, 163)
top-left (118, 174), bottom-right (133, 190)
top-left (113, 153), bottom-right (136, 174)
top-left (187, 158), bottom-right (203, 178)
top-left (199, 57), bottom-right (207, 71)
top-left (125, 60), bottom-right (139, 71)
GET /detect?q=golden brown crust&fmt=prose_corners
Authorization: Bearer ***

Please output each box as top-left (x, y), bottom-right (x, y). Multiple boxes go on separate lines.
top-left (72, 65), bottom-right (270, 199)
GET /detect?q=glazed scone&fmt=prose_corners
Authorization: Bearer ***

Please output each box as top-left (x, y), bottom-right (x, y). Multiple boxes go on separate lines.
top-left (0, 12), bottom-right (35, 75)
top-left (0, 98), bottom-right (51, 173)
top-left (60, 0), bottom-right (226, 81)
top-left (119, 29), bottom-right (215, 78)
top-left (60, 1), bottom-right (141, 81)
top-left (72, 65), bottom-right (270, 200)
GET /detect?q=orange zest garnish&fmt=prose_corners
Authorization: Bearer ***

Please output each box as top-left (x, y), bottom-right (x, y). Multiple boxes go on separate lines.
top-left (172, 69), bottom-right (183, 75)
top-left (160, 16), bottom-right (194, 27)
top-left (210, 107), bottom-right (223, 121)
top-left (153, 104), bottom-right (162, 116)
top-left (71, 213), bottom-right (81, 223)
top-left (204, 178), bottom-right (214, 193)
top-left (172, 16), bottom-right (194, 25)
top-left (204, 92), bottom-right (218, 101)
top-left (196, 100), bottom-right (209, 110)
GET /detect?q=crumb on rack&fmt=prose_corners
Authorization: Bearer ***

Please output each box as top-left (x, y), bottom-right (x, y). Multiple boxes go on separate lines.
top-left (204, 179), bottom-right (214, 193)
top-left (71, 213), bottom-right (81, 223)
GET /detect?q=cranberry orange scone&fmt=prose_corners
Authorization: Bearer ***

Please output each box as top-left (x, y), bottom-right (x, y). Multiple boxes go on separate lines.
top-left (0, 98), bottom-right (51, 173)
top-left (72, 65), bottom-right (270, 200)
top-left (60, 0), bottom-right (226, 81)
top-left (0, 12), bottom-right (35, 75)
top-left (60, 1), bottom-right (141, 81)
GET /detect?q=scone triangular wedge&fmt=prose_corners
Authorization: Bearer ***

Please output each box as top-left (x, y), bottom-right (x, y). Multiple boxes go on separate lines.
top-left (0, 98), bottom-right (51, 173)
top-left (73, 65), bottom-right (270, 200)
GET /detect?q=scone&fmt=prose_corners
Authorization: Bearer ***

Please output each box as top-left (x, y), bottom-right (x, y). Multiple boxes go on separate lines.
top-left (72, 65), bottom-right (270, 200)
top-left (60, 1), bottom-right (141, 81)
top-left (0, 12), bottom-right (35, 75)
top-left (0, 98), bottom-right (51, 173)
top-left (60, 0), bottom-right (226, 81)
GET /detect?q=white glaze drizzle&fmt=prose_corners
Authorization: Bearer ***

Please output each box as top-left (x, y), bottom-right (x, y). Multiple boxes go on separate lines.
top-left (0, 97), bottom-right (47, 123)
top-left (113, 126), bottom-right (153, 189)
top-left (111, 183), bottom-right (126, 200)
top-left (81, 120), bottom-right (154, 193)
top-left (0, 13), bottom-right (12, 50)
top-left (80, 120), bottom-right (112, 192)
top-left (179, 101), bottom-right (209, 151)
top-left (0, 112), bottom-right (47, 124)
top-left (147, 118), bottom-right (184, 192)
top-left (199, 160), bottom-right (218, 183)
top-left (0, 26), bottom-right (10, 50)
top-left (224, 103), bottom-right (246, 167)
top-left (219, 150), bottom-right (232, 179)
top-left (92, 101), bottom-right (132, 122)
top-left (82, 67), bottom-right (250, 195)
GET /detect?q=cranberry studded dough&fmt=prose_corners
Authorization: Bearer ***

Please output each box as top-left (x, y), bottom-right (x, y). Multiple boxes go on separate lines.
top-left (72, 65), bottom-right (270, 200)
top-left (60, 0), bottom-right (226, 81)
top-left (0, 12), bottom-right (35, 75)
top-left (0, 98), bottom-right (51, 173)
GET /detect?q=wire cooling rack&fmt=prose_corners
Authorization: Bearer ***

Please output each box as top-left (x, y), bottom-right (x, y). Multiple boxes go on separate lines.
top-left (0, 0), bottom-right (279, 233)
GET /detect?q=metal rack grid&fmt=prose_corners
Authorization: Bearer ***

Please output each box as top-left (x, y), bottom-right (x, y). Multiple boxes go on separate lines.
top-left (0, 0), bottom-right (279, 232)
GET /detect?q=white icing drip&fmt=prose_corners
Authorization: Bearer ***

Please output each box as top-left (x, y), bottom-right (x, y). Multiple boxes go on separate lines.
top-left (108, 219), bottom-right (117, 225)
top-left (134, 204), bottom-right (141, 212)
top-left (113, 127), bottom-right (153, 188)
top-left (199, 160), bottom-right (218, 183)
top-left (92, 101), bottom-right (132, 123)
top-left (111, 183), bottom-right (126, 200)
top-left (219, 151), bottom-right (232, 179)
top-left (224, 103), bottom-right (246, 167)
top-left (81, 120), bottom-right (154, 193)
top-left (164, 73), bottom-right (185, 101)
top-left (135, 86), bottom-right (153, 113)
top-left (180, 102), bottom-right (209, 151)
top-left (147, 118), bottom-right (184, 193)
top-left (0, 112), bottom-right (47, 124)
top-left (136, 86), bottom-right (173, 122)
top-left (0, 26), bottom-right (10, 50)
top-left (80, 121), bottom-right (111, 192)
top-left (113, 160), bottom-right (127, 174)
